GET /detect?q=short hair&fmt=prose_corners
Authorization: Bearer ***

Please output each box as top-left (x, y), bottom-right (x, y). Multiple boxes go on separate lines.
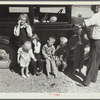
top-left (31, 34), bottom-right (39, 41)
top-left (18, 13), bottom-right (30, 25)
top-left (60, 37), bottom-right (68, 43)
top-left (23, 41), bottom-right (31, 49)
top-left (48, 37), bottom-right (56, 42)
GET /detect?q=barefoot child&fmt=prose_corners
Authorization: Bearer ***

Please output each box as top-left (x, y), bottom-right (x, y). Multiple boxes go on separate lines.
top-left (17, 41), bottom-right (37, 78)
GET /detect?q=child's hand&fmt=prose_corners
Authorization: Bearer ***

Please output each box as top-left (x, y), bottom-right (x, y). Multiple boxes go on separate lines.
top-left (24, 23), bottom-right (29, 28)
top-left (34, 58), bottom-right (37, 62)
top-left (18, 20), bottom-right (21, 26)
top-left (47, 57), bottom-right (51, 60)
top-left (60, 55), bottom-right (63, 60)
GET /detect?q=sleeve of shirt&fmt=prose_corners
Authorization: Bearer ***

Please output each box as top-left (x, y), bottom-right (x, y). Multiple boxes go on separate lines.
top-left (42, 45), bottom-right (49, 58)
top-left (38, 42), bottom-right (41, 53)
top-left (29, 49), bottom-right (36, 59)
top-left (55, 45), bottom-right (60, 56)
top-left (26, 25), bottom-right (32, 37)
top-left (56, 45), bottom-right (60, 51)
top-left (84, 14), bottom-right (97, 27)
top-left (17, 47), bottom-right (22, 54)
top-left (37, 42), bottom-right (41, 49)
top-left (52, 46), bottom-right (55, 55)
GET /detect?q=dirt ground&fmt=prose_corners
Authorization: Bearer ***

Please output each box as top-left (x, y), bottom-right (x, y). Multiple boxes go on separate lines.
top-left (0, 64), bottom-right (100, 93)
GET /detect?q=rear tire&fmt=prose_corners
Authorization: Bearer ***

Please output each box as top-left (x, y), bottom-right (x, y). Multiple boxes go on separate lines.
top-left (0, 42), bottom-right (17, 69)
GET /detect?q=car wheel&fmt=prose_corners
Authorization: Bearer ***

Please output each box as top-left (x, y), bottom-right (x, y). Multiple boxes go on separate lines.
top-left (0, 43), bottom-right (17, 69)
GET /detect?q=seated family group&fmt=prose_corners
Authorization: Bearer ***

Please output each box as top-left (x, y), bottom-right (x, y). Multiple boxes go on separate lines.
top-left (13, 13), bottom-right (69, 79)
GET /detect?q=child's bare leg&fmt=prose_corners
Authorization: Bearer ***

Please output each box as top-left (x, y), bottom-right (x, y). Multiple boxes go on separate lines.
top-left (21, 67), bottom-right (26, 78)
top-left (26, 67), bottom-right (30, 77)
top-left (21, 67), bottom-right (25, 75)
top-left (51, 60), bottom-right (57, 78)
top-left (62, 61), bottom-right (67, 72)
top-left (26, 63), bottom-right (30, 77)
top-left (46, 59), bottom-right (51, 78)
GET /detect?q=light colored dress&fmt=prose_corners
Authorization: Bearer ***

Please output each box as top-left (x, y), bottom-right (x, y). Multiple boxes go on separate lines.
top-left (18, 47), bottom-right (36, 67)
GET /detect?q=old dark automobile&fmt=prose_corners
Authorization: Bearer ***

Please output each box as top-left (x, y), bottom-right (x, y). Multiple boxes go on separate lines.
top-left (0, 5), bottom-right (90, 68)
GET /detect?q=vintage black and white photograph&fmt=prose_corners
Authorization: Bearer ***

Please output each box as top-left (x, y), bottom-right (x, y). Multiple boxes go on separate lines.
top-left (0, 1), bottom-right (100, 98)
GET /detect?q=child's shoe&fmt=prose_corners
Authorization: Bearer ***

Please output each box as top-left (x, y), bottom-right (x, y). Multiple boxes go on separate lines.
top-left (26, 74), bottom-right (30, 78)
top-left (36, 70), bottom-right (43, 76)
top-left (21, 74), bottom-right (26, 78)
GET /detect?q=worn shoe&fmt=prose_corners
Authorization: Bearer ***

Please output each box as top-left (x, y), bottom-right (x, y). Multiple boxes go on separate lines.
top-left (36, 70), bottom-right (43, 76)
top-left (21, 74), bottom-right (26, 78)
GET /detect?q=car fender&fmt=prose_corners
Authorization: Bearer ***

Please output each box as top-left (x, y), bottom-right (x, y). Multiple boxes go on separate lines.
top-left (0, 36), bottom-right (9, 44)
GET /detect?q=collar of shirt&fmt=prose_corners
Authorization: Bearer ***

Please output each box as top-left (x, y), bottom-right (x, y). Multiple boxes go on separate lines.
top-left (20, 25), bottom-right (26, 28)
top-left (45, 44), bottom-right (54, 49)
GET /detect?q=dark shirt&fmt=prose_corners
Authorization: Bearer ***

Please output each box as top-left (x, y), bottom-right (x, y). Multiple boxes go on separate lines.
top-left (55, 44), bottom-right (69, 62)
top-left (18, 28), bottom-right (30, 47)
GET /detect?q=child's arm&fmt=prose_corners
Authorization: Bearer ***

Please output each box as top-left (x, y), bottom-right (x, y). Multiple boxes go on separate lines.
top-left (29, 49), bottom-right (37, 62)
top-left (51, 46), bottom-right (56, 60)
top-left (38, 42), bottom-right (41, 53)
top-left (52, 46), bottom-right (55, 55)
top-left (17, 53), bottom-right (20, 64)
top-left (14, 20), bottom-right (21, 36)
top-left (17, 48), bottom-right (21, 64)
top-left (55, 45), bottom-right (60, 51)
top-left (33, 41), bottom-right (41, 53)
top-left (25, 24), bottom-right (32, 37)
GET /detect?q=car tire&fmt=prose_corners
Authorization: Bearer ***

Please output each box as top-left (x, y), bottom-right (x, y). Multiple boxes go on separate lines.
top-left (0, 42), bottom-right (17, 69)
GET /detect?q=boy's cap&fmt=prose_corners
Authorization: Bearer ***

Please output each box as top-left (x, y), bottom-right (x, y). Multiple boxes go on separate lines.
top-left (60, 37), bottom-right (68, 43)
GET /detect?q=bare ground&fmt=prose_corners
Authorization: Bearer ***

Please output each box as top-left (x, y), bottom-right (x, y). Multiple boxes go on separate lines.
top-left (0, 64), bottom-right (100, 93)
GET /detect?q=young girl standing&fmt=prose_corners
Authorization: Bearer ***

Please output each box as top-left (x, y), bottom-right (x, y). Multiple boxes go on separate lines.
top-left (17, 41), bottom-right (37, 78)
top-left (14, 13), bottom-right (32, 48)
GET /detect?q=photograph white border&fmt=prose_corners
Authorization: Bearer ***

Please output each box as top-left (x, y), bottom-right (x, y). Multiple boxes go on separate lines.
top-left (0, 1), bottom-right (100, 99)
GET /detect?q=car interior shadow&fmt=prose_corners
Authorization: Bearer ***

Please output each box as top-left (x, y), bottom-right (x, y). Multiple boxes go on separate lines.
top-left (63, 62), bottom-right (85, 84)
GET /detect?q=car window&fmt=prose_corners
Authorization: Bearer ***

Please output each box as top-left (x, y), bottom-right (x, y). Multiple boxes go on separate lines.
top-left (34, 7), bottom-right (68, 23)
top-left (9, 7), bottom-right (29, 13)
top-left (40, 7), bottom-right (65, 14)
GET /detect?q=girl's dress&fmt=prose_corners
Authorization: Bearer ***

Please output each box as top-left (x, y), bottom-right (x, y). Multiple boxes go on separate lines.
top-left (18, 47), bottom-right (35, 67)
top-left (18, 27), bottom-right (30, 47)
